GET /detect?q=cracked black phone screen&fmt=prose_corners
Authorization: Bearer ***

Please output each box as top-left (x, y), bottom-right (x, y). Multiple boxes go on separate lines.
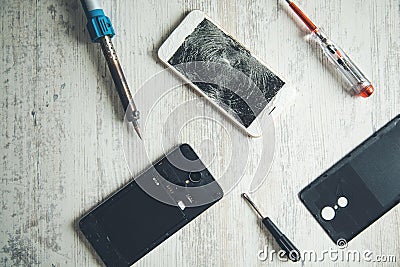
top-left (168, 19), bottom-right (285, 128)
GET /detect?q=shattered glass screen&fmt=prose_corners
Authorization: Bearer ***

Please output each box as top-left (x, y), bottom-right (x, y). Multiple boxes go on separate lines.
top-left (168, 19), bottom-right (285, 128)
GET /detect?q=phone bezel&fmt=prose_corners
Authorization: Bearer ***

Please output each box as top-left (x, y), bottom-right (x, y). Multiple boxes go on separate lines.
top-left (158, 10), bottom-right (293, 137)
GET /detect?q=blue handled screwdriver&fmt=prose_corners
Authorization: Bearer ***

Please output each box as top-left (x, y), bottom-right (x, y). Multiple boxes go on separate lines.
top-left (80, 0), bottom-right (142, 138)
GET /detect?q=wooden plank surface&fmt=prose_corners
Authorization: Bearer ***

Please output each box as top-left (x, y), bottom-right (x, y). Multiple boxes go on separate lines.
top-left (0, 0), bottom-right (399, 266)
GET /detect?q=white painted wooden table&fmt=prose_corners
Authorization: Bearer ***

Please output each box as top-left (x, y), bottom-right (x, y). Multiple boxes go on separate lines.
top-left (1, 0), bottom-right (399, 266)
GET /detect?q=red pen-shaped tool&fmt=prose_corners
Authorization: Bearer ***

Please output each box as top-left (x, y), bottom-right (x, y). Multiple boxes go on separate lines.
top-left (285, 0), bottom-right (374, 97)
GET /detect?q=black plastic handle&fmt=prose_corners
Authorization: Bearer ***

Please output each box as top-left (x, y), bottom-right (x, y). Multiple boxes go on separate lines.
top-left (262, 217), bottom-right (301, 262)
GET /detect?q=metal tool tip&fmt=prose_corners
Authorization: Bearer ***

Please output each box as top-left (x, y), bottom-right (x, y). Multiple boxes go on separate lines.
top-left (241, 192), bottom-right (264, 218)
top-left (132, 124), bottom-right (142, 140)
top-left (135, 128), bottom-right (142, 140)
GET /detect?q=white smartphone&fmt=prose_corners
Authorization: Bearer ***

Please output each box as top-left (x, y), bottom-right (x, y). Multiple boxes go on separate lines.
top-left (158, 10), bottom-right (293, 137)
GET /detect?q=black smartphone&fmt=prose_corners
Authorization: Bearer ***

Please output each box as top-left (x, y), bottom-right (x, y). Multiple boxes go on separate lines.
top-left (79, 144), bottom-right (224, 266)
top-left (299, 115), bottom-right (400, 243)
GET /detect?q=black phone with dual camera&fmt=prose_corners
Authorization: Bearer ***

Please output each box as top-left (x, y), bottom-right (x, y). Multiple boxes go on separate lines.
top-left (300, 115), bottom-right (400, 243)
top-left (79, 144), bottom-right (223, 266)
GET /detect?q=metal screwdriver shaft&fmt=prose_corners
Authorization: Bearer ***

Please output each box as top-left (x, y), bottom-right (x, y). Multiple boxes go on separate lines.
top-left (80, 0), bottom-right (142, 139)
top-left (99, 36), bottom-right (142, 139)
top-left (242, 193), bottom-right (264, 217)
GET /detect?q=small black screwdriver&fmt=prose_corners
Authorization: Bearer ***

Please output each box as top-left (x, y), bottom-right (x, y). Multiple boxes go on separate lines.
top-left (241, 193), bottom-right (301, 262)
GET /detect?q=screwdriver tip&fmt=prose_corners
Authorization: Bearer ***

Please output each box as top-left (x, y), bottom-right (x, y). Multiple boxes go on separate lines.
top-left (135, 128), bottom-right (142, 140)
top-left (241, 192), bottom-right (264, 218)
top-left (132, 123), bottom-right (143, 140)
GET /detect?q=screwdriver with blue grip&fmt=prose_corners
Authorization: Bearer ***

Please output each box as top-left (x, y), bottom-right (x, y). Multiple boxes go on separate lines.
top-left (80, 0), bottom-right (142, 139)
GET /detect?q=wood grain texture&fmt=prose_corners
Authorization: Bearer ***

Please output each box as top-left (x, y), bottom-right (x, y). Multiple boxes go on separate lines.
top-left (0, 0), bottom-right (399, 266)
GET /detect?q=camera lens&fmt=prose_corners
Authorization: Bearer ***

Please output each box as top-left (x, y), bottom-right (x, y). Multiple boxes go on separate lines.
top-left (188, 172), bottom-right (202, 183)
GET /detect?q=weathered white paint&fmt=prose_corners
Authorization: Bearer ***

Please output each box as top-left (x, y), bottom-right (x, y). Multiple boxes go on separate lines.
top-left (0, 0), bottom-right (399, 266)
